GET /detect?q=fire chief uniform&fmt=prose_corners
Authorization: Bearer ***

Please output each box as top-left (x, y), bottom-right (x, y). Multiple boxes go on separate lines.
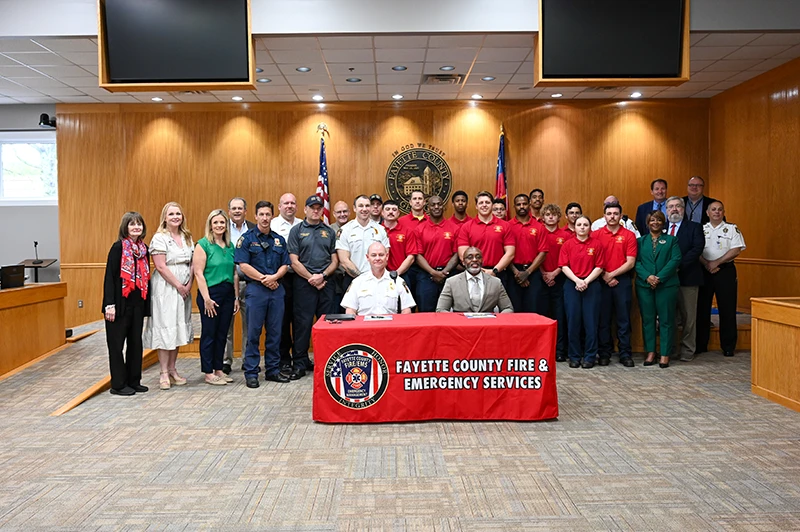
top-left (696, 221), bottom-right (746, 355)
top-left (456, 215), bottom-right (515, 291)
top-left (341, 270), bottom-right (416, 315)
top-left (287, 219), bottom-right (337, 373)
top-left (234, 228), bottom-right (290, 380)
top-left (411, 218), bottom-right (459, 312)
top-left (592, 225), bottom-right (637, 364)
top-left (335, 219), bottom-right (389, 302)
top-left (508, 217), bottom-right (548, 313)
top-left (540, 226), bottom-right (571, 359)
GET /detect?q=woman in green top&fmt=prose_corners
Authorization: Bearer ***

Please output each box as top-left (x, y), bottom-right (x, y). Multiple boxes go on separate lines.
top-left (635, 210), bottom-right (682, 369)
top-left (193, 210), bottom-right (239, 385)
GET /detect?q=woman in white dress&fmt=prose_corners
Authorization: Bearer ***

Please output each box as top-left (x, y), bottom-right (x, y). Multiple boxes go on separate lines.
top-left (144, 202), bottom-right (194, 390)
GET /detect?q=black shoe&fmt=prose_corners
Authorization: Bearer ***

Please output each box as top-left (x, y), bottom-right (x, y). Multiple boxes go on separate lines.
top-left (581, 361), bottom-right (595, 369)
top-left (279, 363), bottom-right (293, 376)
top-left (307, 362), bottom-right (314, 371)
top-left (110, 386), bottom-right (135, 396)
top-left (222, 364), bottom-right (232, 375)
top-left (289, 368), bottom-right (306, 380)
top-left (659, 362), bottom-right (670, 368)
top-left (598, 358), bottom-right (610, 366)
top-left (568, 360), bottom-right (581, 368)
top-left (556, 355), bottom-right (567, 362)
top-left (265, 372), bottom-right (290, 383)
top-left (246, 378), bottom-right (260, 388)
top-left (620, 357), bottom-right (635, 368)
top-left (131, 384), bottom-right (149, 393)
top-left (723, 351), bottom-right (735, 357)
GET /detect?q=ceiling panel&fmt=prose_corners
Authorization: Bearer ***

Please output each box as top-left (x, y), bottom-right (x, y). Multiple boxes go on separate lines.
top-left (475, 47), bottom-right (530, 62)
top-left (374, 35), bottom-right (428, 49)
top-left (33, 38), bottom-right (97, 53)
top-left (375, 48), bottom-right (427, 63)
top-left (318, 36), bottom-right (373, 49)
top-left (425, 48), bottom-right (480, 63)
top-left (322, 49), bottom-right (374, 63)
top-left (3, 52), bottom-right (73, 66)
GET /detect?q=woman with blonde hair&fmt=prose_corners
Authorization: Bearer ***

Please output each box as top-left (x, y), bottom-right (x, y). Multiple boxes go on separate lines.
top-left (144, 202), bottom-right (194, 390)
top-left (193, 209), bottom-right (239, 385)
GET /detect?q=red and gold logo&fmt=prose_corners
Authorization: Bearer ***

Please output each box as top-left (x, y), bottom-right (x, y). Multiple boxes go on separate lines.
top-left (396, 234), bottom-right (405, 242)
top-left (587, 248), bottom-right (595, 255)
top-left (494, 225), bottom-right (503, 233)
top-left (443, 232), bottom-right (452, 239)
top-left (556, 238), bottom-right (565, 245)
top-left (530, 228), bottom-right (538, 236)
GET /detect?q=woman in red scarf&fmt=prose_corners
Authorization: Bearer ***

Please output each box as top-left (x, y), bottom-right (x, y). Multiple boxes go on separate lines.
top-left (103, 212), bottom-right (151, 396)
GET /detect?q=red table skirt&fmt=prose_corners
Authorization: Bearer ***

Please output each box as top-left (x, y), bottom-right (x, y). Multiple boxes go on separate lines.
top-left (312, 313), bottom-right (559, 423)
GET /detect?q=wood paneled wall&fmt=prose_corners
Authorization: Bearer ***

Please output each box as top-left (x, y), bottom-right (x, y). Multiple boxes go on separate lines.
top-left (57, 100), bottom-right (709, 326)
top-left (710, 57), bottom-right (800, 310)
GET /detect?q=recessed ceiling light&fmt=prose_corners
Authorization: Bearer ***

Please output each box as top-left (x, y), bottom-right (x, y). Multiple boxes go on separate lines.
top-left (471, 94), bottom-right (483, 100)
top-left (257, 78), bottom-right (271, 83)
top-left (151, 97), bottom-right (162, 102)
top-left (392, 65), bottom-right (408, 71)
top-left (346, 77), bottom-right (362, 83)
top-left (255, 67), bottom-right (263, 73)
top-left (481, 76), bottom-right (496, 82)
top-left (551, 93), bottom-right (563, 98)
top-left (296, 67), bottom-right (312, 72)
top-left (312, 94), bottom-right (324, 101)
top-left (232, 96), bottom-right (243, 101)
top-left (440, 65), bottom-right (455, 71)
top-left (392, 94), bottom-right (403, 100)
top-left (630, 91), bottom-right (642, 98)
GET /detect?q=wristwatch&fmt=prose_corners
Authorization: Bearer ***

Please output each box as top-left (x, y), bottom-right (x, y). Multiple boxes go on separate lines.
top-left (492, 267), bottom-right (499, 275)
top-left (322, 273), bottom-right (328, 281)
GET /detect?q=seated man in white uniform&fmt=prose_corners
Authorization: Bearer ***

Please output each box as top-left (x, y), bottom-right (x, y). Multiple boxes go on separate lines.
top-left (342, 242), bottom-right (416, 315)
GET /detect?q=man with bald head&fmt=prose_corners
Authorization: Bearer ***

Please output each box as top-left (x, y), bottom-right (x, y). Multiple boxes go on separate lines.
top-left (436, 246), bottom-right (514, 313)
top-left (341, 242), bottom-right (415, 315)
top-left (272, 193), bottom-right (302, 374)
top-left (591, 195), bottom-right (640, 236)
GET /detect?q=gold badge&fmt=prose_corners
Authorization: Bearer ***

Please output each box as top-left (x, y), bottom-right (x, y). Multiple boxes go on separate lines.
top-left (236, 236), bottom-right (244, 248)
top-left (320, 230), bottom-right (329, 239)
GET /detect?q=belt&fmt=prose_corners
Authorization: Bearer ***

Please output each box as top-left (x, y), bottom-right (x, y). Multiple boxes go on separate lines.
top-left (514, 263), bottom-right (532, 270)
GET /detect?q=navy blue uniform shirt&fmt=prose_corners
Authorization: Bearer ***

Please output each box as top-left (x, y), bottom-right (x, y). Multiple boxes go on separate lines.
top-left (234, 227), bottom-right (290, 280)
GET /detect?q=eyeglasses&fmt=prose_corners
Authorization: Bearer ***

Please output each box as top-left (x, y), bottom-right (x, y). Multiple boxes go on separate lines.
top-left (688, 183), bottom-right (704, 188)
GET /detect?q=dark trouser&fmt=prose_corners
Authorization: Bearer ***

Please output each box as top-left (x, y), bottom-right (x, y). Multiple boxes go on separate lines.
top-left (697, 263), bottom-right (738, 353)
top-left (416, 269), bottom-right (446, 312)
top-left (563, 279), bottom-right (601, 363)
top-left (490, 267), bottom-right (511, 295)
top-left (279, 272), bottom-right (296, 368)
top-left (405, 264), bottom-right (425, 308)
top-left (507, 264), bottom-right (543, 313)
top-left (245, 282), bottom-right (285, 378)
top-left (105, 303), bottom-right (145, 391)
top-left (598, 274), bottom-right (633, 360)
top-left (197, 282), bottom-right (236, 374)
top-left (292, 275), bottom-right (335, 370)
top-left (636, 283), bottom-right (678, 357)
top-left (340, 275), bottom-right (355, 311)
top-left (331, 271), bottom-right (346, 315)
top-left (540, 274), bottom-right (566, 357)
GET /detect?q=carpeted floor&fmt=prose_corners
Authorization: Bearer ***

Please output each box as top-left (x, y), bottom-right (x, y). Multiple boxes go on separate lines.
top-left (0, 322), bottom-right (798, 531)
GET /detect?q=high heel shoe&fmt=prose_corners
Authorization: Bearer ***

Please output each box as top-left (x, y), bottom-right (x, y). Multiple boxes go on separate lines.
top-left (159, 372), bottom-right (171, 390)
top-left (643, 352), bottom-right (656, 366)
top-left (659, 356), bottom-right (670, 369)
top-left (168, 370), bottom-right (187, 386)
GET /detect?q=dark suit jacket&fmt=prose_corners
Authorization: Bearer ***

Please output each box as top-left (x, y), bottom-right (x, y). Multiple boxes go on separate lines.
top-left (673, 221), bottom-right (705, 286)
top-left (102, 240), bottom-right (151, 317)
top-left (436, 271), bottom-right (514, 313)
top-left (682, 195), bottom-right (718, 226)
top-left (635, 235), bottom-right (682, 290)
top-left (635, 202), bottom-right (663, 237)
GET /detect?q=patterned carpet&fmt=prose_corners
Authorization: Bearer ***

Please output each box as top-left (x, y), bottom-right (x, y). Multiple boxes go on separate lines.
top-left (0, 321), bottom-right (798, 531)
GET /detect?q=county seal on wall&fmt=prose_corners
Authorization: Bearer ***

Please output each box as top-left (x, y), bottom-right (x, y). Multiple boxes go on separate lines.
top-left (325, 343), bottom-right (389, 409)
top-left (385, 145), bottom-right (452, 214)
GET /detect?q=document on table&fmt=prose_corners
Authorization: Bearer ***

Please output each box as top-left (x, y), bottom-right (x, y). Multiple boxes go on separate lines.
top-left (364, 315), bottom-right (393, 321)
top-left (463, 313), bottom-right (496, 318)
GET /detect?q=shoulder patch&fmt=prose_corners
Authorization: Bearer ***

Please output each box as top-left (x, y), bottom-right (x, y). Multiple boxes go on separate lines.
top-left (236, 236), bottom-right (244, 248)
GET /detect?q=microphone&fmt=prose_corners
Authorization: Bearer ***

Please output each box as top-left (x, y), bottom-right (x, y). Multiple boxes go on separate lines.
top-left (33, 241), bottom-right (43, 264)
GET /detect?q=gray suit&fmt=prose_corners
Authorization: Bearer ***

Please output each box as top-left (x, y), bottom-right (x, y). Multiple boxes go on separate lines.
top-left (436, 271), bottom-right (514, 313)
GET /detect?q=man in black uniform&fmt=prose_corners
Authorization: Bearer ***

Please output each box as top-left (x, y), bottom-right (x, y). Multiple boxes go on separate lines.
top-left (287, 196), bottom-right (339, 380)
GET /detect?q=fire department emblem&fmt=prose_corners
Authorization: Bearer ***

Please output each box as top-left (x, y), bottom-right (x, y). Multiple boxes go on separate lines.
top-left (386, 146), bottom-right (452, 214)
top-left (588, 248), bottom-right (595, 255)
top-left (325, 344), bottom-right (389, 409)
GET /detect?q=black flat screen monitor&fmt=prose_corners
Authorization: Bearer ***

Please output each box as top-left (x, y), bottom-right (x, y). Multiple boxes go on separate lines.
top-left (540, 0), bottom-right (686, 79)
top-left (0, 265), bottom-right (25, 289)
top-left (102, 0), bottom-right (250, 83)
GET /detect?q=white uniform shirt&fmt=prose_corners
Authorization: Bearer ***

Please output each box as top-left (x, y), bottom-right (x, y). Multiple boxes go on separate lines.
top-left (335, 219), bottom-right (390, 274)
top-left (272, 216), bottom-right (302, 271)
top-left (591, 217), bottom-right (641, 238)
top-left (341, 269), bottom-right (415, 315)
top-left (702, 221), bottom-right (746, 261)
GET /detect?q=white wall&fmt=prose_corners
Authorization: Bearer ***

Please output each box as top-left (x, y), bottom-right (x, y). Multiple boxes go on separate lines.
top-left (0, 104), bottom-right (60, 283)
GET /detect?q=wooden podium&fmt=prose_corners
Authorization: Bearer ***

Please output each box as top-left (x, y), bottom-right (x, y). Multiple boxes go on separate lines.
top-left (751, 297), bottom-right (800, 413)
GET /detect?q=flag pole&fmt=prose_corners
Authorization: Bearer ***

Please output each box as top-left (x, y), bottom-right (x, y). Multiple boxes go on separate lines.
top-left (316, 123), bottom-right (331, 224)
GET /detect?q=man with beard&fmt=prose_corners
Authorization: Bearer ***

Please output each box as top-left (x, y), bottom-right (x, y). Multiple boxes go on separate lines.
top-left (508, 193), bottom-right (548, 313)
top-left (529, 188), bottom-right (545, 221)
top-left (436, 246), bottom-right (513, 313)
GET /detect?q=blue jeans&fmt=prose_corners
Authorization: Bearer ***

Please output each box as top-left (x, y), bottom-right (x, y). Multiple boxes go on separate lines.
top-left (197, 282), bottom-right (235, 374)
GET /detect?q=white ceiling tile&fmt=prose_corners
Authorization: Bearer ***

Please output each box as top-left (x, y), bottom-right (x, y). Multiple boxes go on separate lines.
top-left (708, 81), bottom-right (741, 91)
top-left (375, 48), bottom-right (426, 63)
top-left (690, 71), bottom-right (735, 82)
top-left (0, 39), bottom-right (48, 53)
top-left (726, 70), bottom-right (762, 82)
top-left (775, 43), bottom-right (800, 59)
top-left (502, 84), bottom-right (537, 93)
top-left (724, 45), bottom-right (792, 60)
top-left (261, 37), bottom-right (319, 50)
top-left (254, 84), bottom-right (296, 94)
top-left (463, 73), bottom-right (512, 84)
top-left (255, 76), bottom-right (288, 86)
top-left (475, 47), bottom-right (530, 62)
top-left (376, 85), bottom-right (419, 94)
top-left (0, 65), bottom-right (40, 76)
top-left (428, 35), bottom-right (485, 48)
top-left (419, 84), bottom-right (465, 93)
top-left (667, 81), bottom-right (715, 91)
top-left (689, 60), bottom-right (715, 72)
top-left (15, 96), bottom-right (57, 104)
top-left (318, 36), bottom-right (373, 49)
top-left (690, 33), bottom-right (709, 45)
top-left (33, 38), bottom-right (96, 53)
top-left (703, 59), bottom-right (763, 71)
top-left (4, 52), bottom-right (72, 66)
top-left (335, 93), bottom-right (374, 101)
top-left (691, 90), bottom-right (723, 98)
top-left (290, 84), bottom-right (334, 94)
top-left (695, 33), bottom-right (761, 47)
top-left (0, 86), bottom-right (43, 97)
top-left (67, 76), bottom-right (100, 88)
top-left (425, 48), bottom-right (479, 63)
top-left (376, 62), bottom-right (423, 75)
top-left (417, 93), bottom-right (458, 100)
top-left (283, 74), bottom-right (332, 85)
top-left (335, 84), bottom-right (378, 95)
top-left (0, 96), bottom-right (21, 104)
top-left (57, 51), bottom-right (97, 66)
top-left (333, 74), bottom-right (376, 85)
top-left (471, 62), bottom-right (525, 75)
top-left (482, 34), bottom-right (534, 48)
top-left (495, 92), bottom-right (533, 99)
top-left (0, 54), bottom-right (20, 66)
top-left (510, 73), bottom-right (534, 84)
top-left (94, 95), bottom-right (141, 103)
top-left (174, 93), bottom-right (221, 102)
top-left (322, 49), bottom-right (374, 63)
top-left (277, 63), bottom-right (326, 76)
top-left (56, 96), bottom-right (101, 103)
top-left (690, 47), bottom-right (739, 61)
top-left (749, 57), bottom-right (794, 71)
top-left (79, 87), bottom-right (111, 96)
top-left (377, 73), bottom-right (422, 85)
top-left (255, 50), bottom-right (276, 63)
top-left (270, 50), bottom-right (325, 64)
top-left (254, 64), bottom-right (282, 76)
top-left (34, 65), bottom-right (93, 77)
top-left (653, 91), bottom-right (696, 98)
top-left (81, 64), bottom-right (98, 75)
top-left (257, 94), bottom-right (299, 102)
top-left (7, 76), bottom-right (65, 88)
top-left (327, 63), bottom-right (375, 75)
top-left (422, 62), bottom-right (472, 74)
top-left (374, 35), bottom-right (428, 49)
top-left (748, 33), bottom-right (800, 46)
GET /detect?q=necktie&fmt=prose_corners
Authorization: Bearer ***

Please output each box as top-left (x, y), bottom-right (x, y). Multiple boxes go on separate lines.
top-left (470, 277), bottom-right (481, 311)
top-left (657, 202), bottom-right (663, 212)
top-left (670, 224), bottom-right (676, 236)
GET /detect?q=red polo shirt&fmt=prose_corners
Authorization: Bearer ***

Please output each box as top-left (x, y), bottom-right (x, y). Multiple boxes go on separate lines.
top-left (410, 218), bottom-right (459, 268)
top-left (509, 217), bottom-right (548, 265)
top-left (558, 235), bottom-right (605, 278)
top-left (542, 226), bottom-right (572, 272)
top-left (383, 220), bottom-right (414, 271)
top-left (591, 225), bottom-right (637, 272)
top-left (457, 215), bottom-right (514, 267)
top-left (450, 214), bottom-right (471, 227)
top-left (401, 212), bottom-right (428, 228)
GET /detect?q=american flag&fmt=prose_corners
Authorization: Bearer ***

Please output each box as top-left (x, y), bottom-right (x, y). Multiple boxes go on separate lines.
top-left (494, 126), bottom-right (508, 220)
top-left (316, 137), bottom-right (331, 224)
top-left (330, 359), bottom-right (342, 396)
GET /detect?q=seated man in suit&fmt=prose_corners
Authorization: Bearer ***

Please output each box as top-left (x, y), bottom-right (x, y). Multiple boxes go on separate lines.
top-left (436, 246), bottom-right (514, 313)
